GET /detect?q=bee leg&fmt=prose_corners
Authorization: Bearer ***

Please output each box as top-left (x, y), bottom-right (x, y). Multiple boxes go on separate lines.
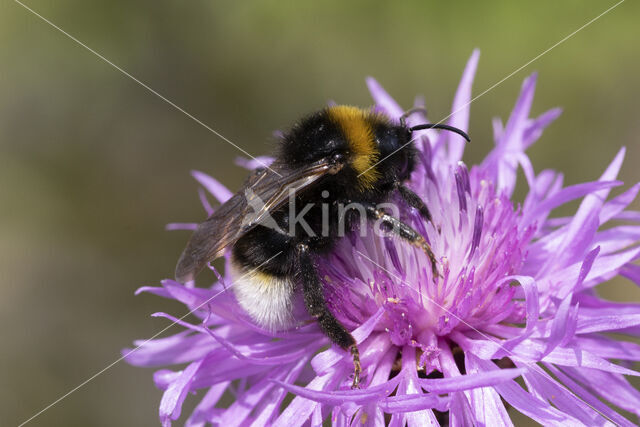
top-left (296, 243), bottom-right (361, 389)
top-left (397, 185), bottom-right (432, 223)
top-left (365, 205), bottom-right (440, 278)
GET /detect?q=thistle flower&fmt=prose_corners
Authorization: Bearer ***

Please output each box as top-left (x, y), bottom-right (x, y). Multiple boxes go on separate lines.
top-left (124, 50), bottom-right (640, 426)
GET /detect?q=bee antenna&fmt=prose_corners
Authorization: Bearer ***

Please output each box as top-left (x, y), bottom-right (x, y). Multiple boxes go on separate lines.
top-left (399, 107), bottom-right (428, 127)
top-left (409, 123), bottom-right (471, 142)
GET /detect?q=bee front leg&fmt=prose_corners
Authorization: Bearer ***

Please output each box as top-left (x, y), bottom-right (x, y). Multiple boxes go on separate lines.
top-left (296, 243), bottom-right (361, 388)
top-left (397, 184), bottom-right (432, 223)
top-left (364, 204), bottom-right (439, 278)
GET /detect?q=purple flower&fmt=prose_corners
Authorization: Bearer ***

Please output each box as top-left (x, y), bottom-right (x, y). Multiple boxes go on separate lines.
top-left (125, 49), bottom-right (640, 426)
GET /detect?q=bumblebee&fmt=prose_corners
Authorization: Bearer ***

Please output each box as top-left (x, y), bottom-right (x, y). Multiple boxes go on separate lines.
top-left (176, 105), bottom-right (469, 387)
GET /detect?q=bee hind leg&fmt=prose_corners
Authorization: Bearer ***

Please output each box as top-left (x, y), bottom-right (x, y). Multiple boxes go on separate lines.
top-left (296, 243), bottom-right (361, 389)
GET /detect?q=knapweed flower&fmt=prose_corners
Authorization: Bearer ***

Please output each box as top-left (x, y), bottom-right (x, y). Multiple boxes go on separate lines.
top-left (124, 49), bottom-right (640, 425)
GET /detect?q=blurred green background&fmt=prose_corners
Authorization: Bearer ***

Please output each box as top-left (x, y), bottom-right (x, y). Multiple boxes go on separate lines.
top-left (1, 1), bottom-right (639, 425)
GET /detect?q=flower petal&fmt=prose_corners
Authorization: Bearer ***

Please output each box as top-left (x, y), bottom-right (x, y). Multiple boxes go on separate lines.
top-left (464, 355), bottom-right (513, 426)
top-left (522, 180), bottom-right (621, 227)
top-left (366, 77), bottom-right (404, 119)
top-left (561, 367), bottom-right (640, 420)
top-left (272, 373), bottom-right (340, 427)
top-left (437, 49), bottom-right (480, 165)
top-left (234, 156), bottom-right (274, 170)
top-left (449, 392), bottom-right (475, 427)
top-left (185, 381), bottom-right (230, 427)
top-left (418, 368), bottom-right (525, 392)
top-left (521, 364), bottom-right (615, 425)
top-left (272, 375), bottom-right (401, 406)
top-left (159, 359), bottom-right (204, 424)
top-left (600, 182), bottom-right (640, 224)
top-left (468, 355), bottom-right (581, 425)
top-left (191, 170), bottom-right (233, 203)
top-left (545, 148), bottom-right (626, 271)
top-left (166, 222), bottom-right (199, 231)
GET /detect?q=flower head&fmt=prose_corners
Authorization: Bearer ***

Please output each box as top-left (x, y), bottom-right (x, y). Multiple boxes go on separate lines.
top-left (125, 50), bottom-right (640, 426)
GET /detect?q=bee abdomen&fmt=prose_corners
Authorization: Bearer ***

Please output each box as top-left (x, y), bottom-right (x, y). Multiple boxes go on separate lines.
top-left (229, 256), bottom-right (296, 331)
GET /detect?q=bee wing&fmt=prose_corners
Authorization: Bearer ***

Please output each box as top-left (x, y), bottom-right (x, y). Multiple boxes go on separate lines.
top-left (175, 157), bottom-right (341, 283)
top-left (174, 189), bottom-right (250, 283)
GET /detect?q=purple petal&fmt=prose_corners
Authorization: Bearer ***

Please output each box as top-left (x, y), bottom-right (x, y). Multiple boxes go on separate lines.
top-left (203, 327), bottom-right (312, 365)
top-left (397, 345), bottom-right (435, 424)
top-left (272, 376), bottom-right (401, 406)
top-left (440, 49), bottom-right (480, 164)
top-left (467, 355), bottom-right (580, 424)
top-left (600, 182), bottom-right (640, 224)
top-left (454, 331), bottom-right (639, 376)
top-left (621, 263), bottom-right (640, 286)
top-left (418, 367), bottom-right (525, 392)
top-left (218, 375), bottom-right (279, 426)
top-left (195, 188), bottom-right (213, 217)
top-left (593, 225), bottom-right (640, 255)
top-left (184, 382), bottom-right (230, 427)
top-left (548, 367), bottom-right (637, 426)
top-left (166, 222), bottom-right (198, 231)
top-left (251, 356), bottom-right (310, 426)
top-left (191, 170), bottom-right (233, 203)
top-left (572, 335), bottom-right (640, 361)
top-left (577, 312), bottom-right (640, 334)
top-left (449, 392), bottom-right (475, 427)
top-left (134, 285), bottom-right (171, 298)
top-left (542, 248), bottom-right (598, 356)
top-left (234, 155), bottom-right (274, 170)
top-left (581, 246), bottom-right (640, 289)
top-left (515, 152), bottom-right (536, 192)
top-left (561, 367), bottom-right (640, 419)
top-left (464, 356), bottom-right (513, 426)
top-left (272, 373), bottom-right (340, 427)
top-left (366, 77), bottom-right (404, 120)
top-left (502, 73), bottom-right (537, 151)
top-left (521, 364), bottom-right (614, 425)
top-left (545, 148), bottom-right (626, 270)
top-left (522, 180), bottom-right (622, 226)
top-left (376, 394), bottom-right (449, 413)
top-left (124, 332), bottom-right (215, 367)
top-left (542, 295), bottom-right (576, 357)
top-left (159, 359), bottom-right (203, 424)
top-left (482, 73), bottom-right (539, 196)
top-left (495, 275), bottom-right (538, 349)
top-left (522, 107), bottom-right (562, 149)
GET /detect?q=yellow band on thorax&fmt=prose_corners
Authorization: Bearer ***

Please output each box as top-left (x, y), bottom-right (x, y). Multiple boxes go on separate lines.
top-left (327, 106), bottom-right (381, 189)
